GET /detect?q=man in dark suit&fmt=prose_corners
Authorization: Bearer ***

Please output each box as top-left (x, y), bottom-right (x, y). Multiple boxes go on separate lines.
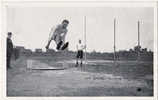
top-left (7, 32), bottom-right (13, 69)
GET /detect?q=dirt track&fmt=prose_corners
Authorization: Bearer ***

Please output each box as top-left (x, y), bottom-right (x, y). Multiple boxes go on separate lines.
top-left (7, 57), bottom-right (153, 96)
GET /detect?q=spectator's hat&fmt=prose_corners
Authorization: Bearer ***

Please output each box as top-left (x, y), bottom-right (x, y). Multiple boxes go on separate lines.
top-left (8, 32), bottom-right (12, 35)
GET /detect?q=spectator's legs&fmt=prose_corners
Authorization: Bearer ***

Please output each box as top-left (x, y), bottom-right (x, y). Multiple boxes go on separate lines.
top-left (80, 51), bottom-right (83, 67)
top-left (80, 58), bottom-right (83, 67)
top-left (76, 51), bottom-right (79, 67)
top-left (76, 58), bottom-right (78, 67)
top-left (7, 54), bottom-right (11, 69)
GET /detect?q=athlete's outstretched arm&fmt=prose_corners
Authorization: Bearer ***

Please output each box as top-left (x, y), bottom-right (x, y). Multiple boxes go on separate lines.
top-left (45, 27), bottom-right (56, 49)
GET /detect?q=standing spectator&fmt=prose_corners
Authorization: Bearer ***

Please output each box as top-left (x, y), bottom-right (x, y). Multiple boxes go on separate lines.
top-left (7, 32), bottom-right (13, 69)
top-left (75, 39), bottom-right (86, 67)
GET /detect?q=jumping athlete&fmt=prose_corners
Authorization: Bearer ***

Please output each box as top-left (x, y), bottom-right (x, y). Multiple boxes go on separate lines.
top-left (75, 39), bottom-right (86, 67)
top-left (45, 19), bottom-right (69, 50)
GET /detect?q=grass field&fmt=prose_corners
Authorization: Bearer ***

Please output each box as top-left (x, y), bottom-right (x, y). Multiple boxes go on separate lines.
top-left (7, 56), bottom-right (153, 96)
top-left (32, 56), bottom-right (153, 80)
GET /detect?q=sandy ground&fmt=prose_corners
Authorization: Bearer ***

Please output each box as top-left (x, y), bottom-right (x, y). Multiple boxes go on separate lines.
top-left (7, 57), bottom-right (153, 96)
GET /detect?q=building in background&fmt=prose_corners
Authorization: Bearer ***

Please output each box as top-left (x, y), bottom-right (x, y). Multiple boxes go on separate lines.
top-left (35, 49), bottom-right (43, 53)
top-left (15, 46), bottom-right (32, 56)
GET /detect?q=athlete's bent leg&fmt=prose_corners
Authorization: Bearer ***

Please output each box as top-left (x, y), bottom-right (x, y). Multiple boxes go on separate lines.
top-left (55, 36), bottom-right (63, 50)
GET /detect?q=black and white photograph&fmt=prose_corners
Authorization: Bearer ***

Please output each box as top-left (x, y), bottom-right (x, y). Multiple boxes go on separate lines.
top-left (0, 1), bottom-right (157, 99)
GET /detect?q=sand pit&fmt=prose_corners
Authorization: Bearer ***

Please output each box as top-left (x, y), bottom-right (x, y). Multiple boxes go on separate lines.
top-left (27, 59), bottom-right (68, 70)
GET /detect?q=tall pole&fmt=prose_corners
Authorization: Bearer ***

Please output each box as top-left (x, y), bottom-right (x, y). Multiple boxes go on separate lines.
top-left (114, 18), bottom-right (116, 62)
top-left (137, 21), bottom-right (140, 60)
top-left (84, 16), bottom-right (87, 66)
top-left (138, 21), bottom-right (140, 47)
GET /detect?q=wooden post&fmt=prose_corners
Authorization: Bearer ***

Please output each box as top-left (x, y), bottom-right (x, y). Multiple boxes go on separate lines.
top-left (137, 21), bottom-right (140, 60)
top-left (84, 16), bottom-right (87, 68)
top-left (138, 21), bottom-right (140, 47)
top-left (114, 18), bottom-right (116, 63)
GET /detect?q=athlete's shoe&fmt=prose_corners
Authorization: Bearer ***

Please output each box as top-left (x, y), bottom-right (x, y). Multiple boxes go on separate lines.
top-left (80, 62), bottom-right (82, 67)
top-left (61, 42), bottom-right (69, 50)
top-left (56, 41), bottom-right (63, 50)
top-left (45, 45), bottom-right (49, 50)
top-left (75, 62), bottom-right (78, 67)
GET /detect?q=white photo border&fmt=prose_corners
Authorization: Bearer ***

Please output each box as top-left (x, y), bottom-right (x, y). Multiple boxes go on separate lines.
top-left (0, 1), bottom-right (157, 100)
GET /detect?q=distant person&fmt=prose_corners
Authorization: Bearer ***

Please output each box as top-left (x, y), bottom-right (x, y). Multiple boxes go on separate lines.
top-left (7, 32), bottom-right (13, 69)
top-left (45, 19), bottom-right (69, 51)
top-left (76, 39), bottom-right (86, 67)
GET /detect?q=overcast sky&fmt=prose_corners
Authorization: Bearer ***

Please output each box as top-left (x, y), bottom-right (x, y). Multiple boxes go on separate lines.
top-left (7, 7), bottom-right (154, 52)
